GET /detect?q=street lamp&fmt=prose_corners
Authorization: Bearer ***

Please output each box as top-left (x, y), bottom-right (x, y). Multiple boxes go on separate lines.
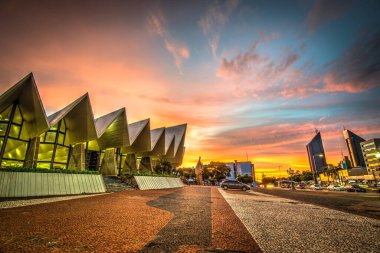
top-left (312, 154), bottom-right (324, 184)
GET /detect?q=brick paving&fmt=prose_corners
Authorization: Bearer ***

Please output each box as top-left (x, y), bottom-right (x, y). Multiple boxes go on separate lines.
top-left (0, 186), bottom-right (261, 252)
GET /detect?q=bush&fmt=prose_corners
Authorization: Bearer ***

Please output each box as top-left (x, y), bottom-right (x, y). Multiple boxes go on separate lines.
top-left (0, 167), bottom-right (99, 175)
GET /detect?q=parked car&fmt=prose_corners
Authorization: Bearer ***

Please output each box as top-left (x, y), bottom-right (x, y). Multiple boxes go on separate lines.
top-left (310, 184), bottom-right (323, 190)
top-left (221, 180), bottom-right (250, 191)
top-left (327, 184), bottom-right (345, 191)
top-left (296, 183), bottom-right (305, 189)
top-left (345, 184), bottom-right (366, 192)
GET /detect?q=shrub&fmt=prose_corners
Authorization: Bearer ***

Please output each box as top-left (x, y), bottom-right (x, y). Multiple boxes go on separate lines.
top-left (0, 167), bottom-right (99, 175)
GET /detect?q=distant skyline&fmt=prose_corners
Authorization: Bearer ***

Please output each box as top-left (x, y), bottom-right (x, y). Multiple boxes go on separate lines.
top-left (0, 0), bottom-right (379, 175)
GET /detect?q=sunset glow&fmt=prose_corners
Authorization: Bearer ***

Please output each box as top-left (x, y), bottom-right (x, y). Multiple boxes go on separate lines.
top-left (0, 0), bottom-right (379, 176)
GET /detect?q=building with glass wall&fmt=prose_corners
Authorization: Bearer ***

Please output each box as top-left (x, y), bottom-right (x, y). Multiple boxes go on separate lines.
top-left (0, 73), bottom-right (187, 174)
top-left (343, 128), bottom-right (366, 167)
top-left (306, 131), bottom-right (327, 178)
top-left (361, 138), bottom-right (380, 178)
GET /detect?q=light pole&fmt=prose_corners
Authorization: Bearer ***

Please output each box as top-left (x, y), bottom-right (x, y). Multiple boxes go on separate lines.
top-left (312, 154), bottom-right (324, 184)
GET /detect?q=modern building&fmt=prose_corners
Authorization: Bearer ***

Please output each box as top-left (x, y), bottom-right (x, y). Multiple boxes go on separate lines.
top-left (361, 138), bottom-right (380, 178)
top-left (343, 128), bottom-right (366, 167)
top-left (0, 73), bottom-right (187, 175)
top-left (225, 162), bottom-right (236, 180)
top-left (306, 131), bottom-right (327, 180)
top-left (225, 161), bottom-right (254, 180)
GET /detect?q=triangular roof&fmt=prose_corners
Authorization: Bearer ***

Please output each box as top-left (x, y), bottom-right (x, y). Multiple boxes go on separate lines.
top-left (47, 93), bottom-right (97, 145)
top-left (121, 119), bottom-right (151, 154)
top-left (165, 124), bottom-right (187, 156)
top-left (165, 133), bottom-right (175, 155)
top-left (128, 118), bottom-right (150, 145)
top-left (151, 127), bottom-right (165, 150)
top-left (95, 108), bottom-right (129, 149)
top-left (0, 73), bottom-right (49, 137)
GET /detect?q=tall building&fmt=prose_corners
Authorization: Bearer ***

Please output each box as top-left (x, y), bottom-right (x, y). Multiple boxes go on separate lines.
top-left (343, 129), bottom-right (366, 167)
top-left (306, 131), bottom-right (327, 177)
top-left (361, 138), bottom-right (380, 177)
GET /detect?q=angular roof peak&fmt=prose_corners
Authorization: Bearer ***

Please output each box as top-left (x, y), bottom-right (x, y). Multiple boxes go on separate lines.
top-left (129, 118), bottom-right (150, 145)
top-left (47, 93), bottom-right (97, 145)
top-left (95, 108), bottom-right (125, 137)
top-left (166, 124), bottom-right (187, 156)
top-left (0, 72), bottom-right (49, 137)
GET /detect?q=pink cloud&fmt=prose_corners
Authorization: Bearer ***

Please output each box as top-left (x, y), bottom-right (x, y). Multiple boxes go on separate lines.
top-left (199, 0), bottom-right (239, 57)
top-left (148, 8), bottom-right (190, 74)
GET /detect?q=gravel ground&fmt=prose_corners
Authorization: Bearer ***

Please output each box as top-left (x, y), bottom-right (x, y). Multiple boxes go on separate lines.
top-left (0, 194), bottom-right (108, 209)
top-left (219, 189), bottom-right (380, 253)
top-left (253, 188), bottom-right (380, 220)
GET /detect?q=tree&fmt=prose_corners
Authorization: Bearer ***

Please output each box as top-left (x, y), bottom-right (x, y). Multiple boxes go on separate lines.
top-left (262, 176), bottom-right (276, 185)
top-left (203, 161), bottom-right (231, 184)
top-left (153, 159), bottom-right (173, 175)
top-left (299, 171), bottom-right (313, 182)
top-left (237, 174), bottom-right (253, 184)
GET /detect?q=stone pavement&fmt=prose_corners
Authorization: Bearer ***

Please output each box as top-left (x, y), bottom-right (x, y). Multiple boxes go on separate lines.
top-left (219, 189), bottom-right (380, 253)
top-left (0, 186), bottom-right (261, 252)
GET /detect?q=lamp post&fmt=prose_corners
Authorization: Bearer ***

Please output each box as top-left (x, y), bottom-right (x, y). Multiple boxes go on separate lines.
top-left (312, 154), bottom-right (324, 184)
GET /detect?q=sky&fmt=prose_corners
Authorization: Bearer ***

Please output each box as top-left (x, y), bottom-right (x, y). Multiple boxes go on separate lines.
top-left (0, 0), bottom-right (380, 177)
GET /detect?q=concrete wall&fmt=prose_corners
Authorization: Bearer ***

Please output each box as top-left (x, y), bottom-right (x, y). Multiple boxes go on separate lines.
top-left (134, 176), bottom-right (184, 190)
top-left (0, 171), bottom-right (106, 197)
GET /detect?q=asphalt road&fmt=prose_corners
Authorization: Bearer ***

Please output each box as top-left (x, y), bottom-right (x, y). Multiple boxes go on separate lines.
top-left (252, 187), bottom-right (380, 220)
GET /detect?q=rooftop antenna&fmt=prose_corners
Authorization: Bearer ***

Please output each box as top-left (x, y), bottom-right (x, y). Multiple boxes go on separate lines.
top-left (246, 151), bottom-right (249, 161)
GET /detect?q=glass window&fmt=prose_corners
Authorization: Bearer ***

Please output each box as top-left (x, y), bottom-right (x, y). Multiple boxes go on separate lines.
top-left (58, 133), bottom-right (64, 145)
top-left (60, 120), bottom-right (66, 132)
top-left (9, 125), bottom-right (21, 138)
top-left (37, 162), bottom-right (51, 169)
top-left (3, 139), bottom-right (28, 160)
top-left (37, 143), bottom-right (54, 162)
top-left (53, 163), bottom-right (66, 170)
top-left (0, 137), bottom-right (3, 151)
top-left (45, 132), bottom-right (56, 143)
top-left (0, 123), bottom-right (7, 136)
top-left (54, 145), bottom-right (69, 164)
top-left (50, 123), bottom-right (58, 131)
top-left (0, 105), bottom-right (12, 122)
top-left (12, 106), bottom-right (23, 125)
top-left (1, 160), bottom-right (23, 168)
top-left (19, 124), bottom-right (29, 140)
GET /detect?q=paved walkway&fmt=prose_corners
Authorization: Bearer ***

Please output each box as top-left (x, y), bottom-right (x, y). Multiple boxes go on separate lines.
top-left (220, 189), bottom-right (380, 253)
top-left (0, 186), bottom-right (261, 252)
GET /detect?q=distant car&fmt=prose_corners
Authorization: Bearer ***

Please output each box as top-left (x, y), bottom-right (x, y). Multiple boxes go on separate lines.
top-left (345, 184), bottom-right (366, 192)
top-left (296, 183), bottom-right (305, 189)
top-left (310, 184), bottom-right (323, 190)
top-left (327, 185), bottom-right (345, 191)
top-left (221, 180), bottom-right (250, 191)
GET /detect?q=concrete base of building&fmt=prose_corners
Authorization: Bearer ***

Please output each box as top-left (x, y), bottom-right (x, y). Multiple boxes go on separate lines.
top-left (0, 171), bottom-right (106, 197)
top-left (134, 176), bottom-right (183, 190)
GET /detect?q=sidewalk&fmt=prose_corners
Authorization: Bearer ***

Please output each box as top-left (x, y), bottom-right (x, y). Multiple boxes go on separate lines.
top-left (219, 189), bottom-right (380, 253)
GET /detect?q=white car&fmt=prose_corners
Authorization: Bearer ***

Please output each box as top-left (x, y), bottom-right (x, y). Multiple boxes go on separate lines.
top-left (327, 185), bottom-right (345, 191)
top-left (310, 184), bottom-right (323, 190)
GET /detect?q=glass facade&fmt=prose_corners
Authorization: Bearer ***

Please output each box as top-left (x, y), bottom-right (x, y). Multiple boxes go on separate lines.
top-left (0, 104), bottom-right (31, 167)
top-left (37, 119), bottom-right (71, 170)
top-left (306, 132), bottom-right (327, 174)
top-left (343, 129), bottom-right (366, 167)
top-left (237, 162), bottom-right (252, 176)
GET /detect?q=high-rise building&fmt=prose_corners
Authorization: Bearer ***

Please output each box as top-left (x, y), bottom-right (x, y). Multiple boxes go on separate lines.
top-left (343, 129), bottom-right (366, 167)
top-left (361, 138), bottom-right (380, 177)
top-left (306, 131), bottom-right (327, 177)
